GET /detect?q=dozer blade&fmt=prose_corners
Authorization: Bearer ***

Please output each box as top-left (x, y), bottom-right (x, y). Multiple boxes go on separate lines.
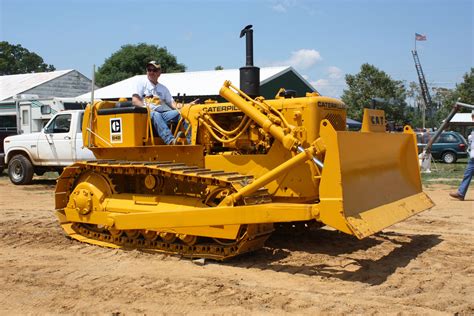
top-left (317, 122), bottom-right (434, 239)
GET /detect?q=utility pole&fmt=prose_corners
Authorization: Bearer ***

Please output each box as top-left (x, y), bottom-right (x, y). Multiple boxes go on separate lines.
top-left (419, 99), bottom-right (426, 130)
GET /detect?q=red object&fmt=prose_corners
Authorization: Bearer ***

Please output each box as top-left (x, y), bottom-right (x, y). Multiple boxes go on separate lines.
top-left (458, 143), bottom-right (466, 151)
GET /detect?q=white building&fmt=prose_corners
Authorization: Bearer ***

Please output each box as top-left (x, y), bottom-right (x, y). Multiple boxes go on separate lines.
top-left (0, 69), bottom-right (93, 101)
top-left (79, 66), bottom-right (317, 102)
top-left (0, 70), bottom-right (92, 139)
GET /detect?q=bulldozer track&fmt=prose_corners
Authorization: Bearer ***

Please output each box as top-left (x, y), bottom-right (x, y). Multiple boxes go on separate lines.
top-left (56, 160), bottom-right (275, 260)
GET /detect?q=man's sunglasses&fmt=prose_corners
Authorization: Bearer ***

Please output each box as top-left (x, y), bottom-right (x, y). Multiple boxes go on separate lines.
top-left (147, 68), bottom-right (160, 72)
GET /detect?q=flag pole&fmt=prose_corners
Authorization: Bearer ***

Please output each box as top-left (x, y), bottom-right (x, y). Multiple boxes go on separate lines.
top-left (414, 34), bottom-right (417, 51)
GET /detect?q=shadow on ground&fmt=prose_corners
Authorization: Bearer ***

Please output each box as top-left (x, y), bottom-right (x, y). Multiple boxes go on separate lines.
top-left (0, 171), bottom-right (58, 186)
top-left (225, 228), bottom-right (442, 286)
top-left (29, 179), bottom-right (57, 186)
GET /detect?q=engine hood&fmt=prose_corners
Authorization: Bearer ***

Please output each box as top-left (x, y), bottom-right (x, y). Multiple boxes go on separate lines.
top-left (4, 132), bottom-right (41, 144)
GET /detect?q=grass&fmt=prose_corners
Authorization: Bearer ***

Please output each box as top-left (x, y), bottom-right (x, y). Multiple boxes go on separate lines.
top-left (421, 158), bottom-right (467, 187)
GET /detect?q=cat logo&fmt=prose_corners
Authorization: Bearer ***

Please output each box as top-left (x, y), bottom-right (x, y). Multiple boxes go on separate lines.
top-left (362, 109), bottom-right (386, 133)
top-left (370, 115), bottom-right (385, 125)
top-left (110, 118), bottom-right (122, 143)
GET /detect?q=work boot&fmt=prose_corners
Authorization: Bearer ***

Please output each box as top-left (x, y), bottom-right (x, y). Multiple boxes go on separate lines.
top-left (449, 192), bottom-right (464, 201)
top-left (171, 131), bottom-right (185, 145)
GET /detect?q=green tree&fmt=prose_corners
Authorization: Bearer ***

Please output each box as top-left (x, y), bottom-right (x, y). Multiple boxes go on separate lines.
top-left (455, 68), bottom-right (474, 104)
top-left (404, 81), bottom-right (424, 127)
top-left (429, 68), bottom-right (474, 125)
top-left (431, 86), bottom-right (455, 125)
top-left (95, 43), bottom-right (186, 87)
top-left (0, 41), bottom-right (55, 75)
top-left (341, 64), bottom-right (408, 125)
top-left (406, 81), bottom-right (422, 108)
top-left (214, 65), bottom-right (224, 70)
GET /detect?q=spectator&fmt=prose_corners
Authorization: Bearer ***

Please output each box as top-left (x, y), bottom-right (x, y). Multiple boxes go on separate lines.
top-left (449, 110), bottom-right (474, 201)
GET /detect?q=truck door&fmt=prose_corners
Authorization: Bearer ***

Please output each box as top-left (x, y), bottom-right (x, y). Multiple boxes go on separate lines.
top-left (37, 113), bottom-right (74, 165)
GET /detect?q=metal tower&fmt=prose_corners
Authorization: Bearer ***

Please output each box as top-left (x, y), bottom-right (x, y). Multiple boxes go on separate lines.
top-left (411, 50), bottom-right (433, 123)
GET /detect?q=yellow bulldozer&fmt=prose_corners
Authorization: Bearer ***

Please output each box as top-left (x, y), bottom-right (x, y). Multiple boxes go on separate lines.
top-left (55, 26), bottom-right (433, 260)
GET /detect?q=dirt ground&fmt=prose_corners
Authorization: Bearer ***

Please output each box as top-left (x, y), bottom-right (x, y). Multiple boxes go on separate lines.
top-left (0, 173), bottom-right (472, 315)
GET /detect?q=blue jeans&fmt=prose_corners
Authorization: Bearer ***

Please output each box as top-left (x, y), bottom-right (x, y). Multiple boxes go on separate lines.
top-left (458, 158), bottom-right (474, 198)
top-left (150, 110), bottom-right (189, 144)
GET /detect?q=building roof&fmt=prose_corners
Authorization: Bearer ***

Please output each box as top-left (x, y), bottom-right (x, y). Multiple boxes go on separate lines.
top-left (79, 66), bottom-right (312, 99)
top-left (447, 113), bottom-right (474, 124)
top-left (0, 70), bottom-right (75, 101)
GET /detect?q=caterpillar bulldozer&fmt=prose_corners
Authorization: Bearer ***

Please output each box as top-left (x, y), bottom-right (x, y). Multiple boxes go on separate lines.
top-left (55, 26), bottom-right (434, 260)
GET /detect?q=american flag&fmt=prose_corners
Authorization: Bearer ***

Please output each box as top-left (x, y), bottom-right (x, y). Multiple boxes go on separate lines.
top-left (415, 33), bottom-right (427, 41)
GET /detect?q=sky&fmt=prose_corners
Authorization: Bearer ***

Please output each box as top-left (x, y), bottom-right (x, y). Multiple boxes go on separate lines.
top-left (0, 0), bottom-right (473, 98)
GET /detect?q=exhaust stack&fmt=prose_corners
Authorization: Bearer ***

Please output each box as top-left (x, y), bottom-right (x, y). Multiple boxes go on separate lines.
top-left (239, 25), bottom-right (260, 98)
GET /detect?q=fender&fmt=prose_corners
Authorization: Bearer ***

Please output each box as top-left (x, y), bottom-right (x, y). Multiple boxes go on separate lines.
top-left (5, 146), bottom-right (39, 165)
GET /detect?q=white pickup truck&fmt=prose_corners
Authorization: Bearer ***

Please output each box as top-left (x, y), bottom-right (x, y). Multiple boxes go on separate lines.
top-left (2, 110), bottom-right (95, 185)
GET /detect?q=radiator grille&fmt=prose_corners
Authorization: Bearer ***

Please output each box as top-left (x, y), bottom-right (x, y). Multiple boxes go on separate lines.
top-left (324, 113), bottom-right (346, 130)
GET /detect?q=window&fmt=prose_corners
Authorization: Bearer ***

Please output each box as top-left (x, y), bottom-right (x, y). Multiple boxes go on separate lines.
top-left (63, 102), bottom-right (87, 110)
top-left (78, 112), bottom-right (83, 133)
top-left (0, 115), bottom-right (17, 131)
top-left (22, 110), bottom-right (29, 125)
top-left (438, 134), bottom-right (458, 143)
top-left (45, 114), bottom-right (71, 133)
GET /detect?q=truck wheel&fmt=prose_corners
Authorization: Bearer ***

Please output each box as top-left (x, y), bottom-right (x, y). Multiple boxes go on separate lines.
top-left (441, 151), bottom-right (456, 164)
top-left (8, 154), bottom-right (34, 185)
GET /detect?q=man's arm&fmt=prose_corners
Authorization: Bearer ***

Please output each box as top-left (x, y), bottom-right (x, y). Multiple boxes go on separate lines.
top-left (171, 99), bottom-right (178, 110)
top-left (132, 94), bottom-right (144, 107)
top-left (175, 98), bottom-right (199, 109)
top-left (163, 85), bottom-right (177, 110)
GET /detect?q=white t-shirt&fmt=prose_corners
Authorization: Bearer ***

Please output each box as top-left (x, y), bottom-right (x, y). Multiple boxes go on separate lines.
top-left (469, 131), bottom-right (473, 159)
top-left (135, 77), bottom-right (174, 112)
